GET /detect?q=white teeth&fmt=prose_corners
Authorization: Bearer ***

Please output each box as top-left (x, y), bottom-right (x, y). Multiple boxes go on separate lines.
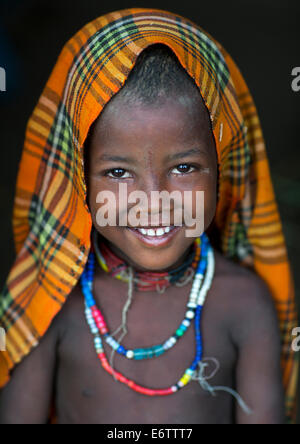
top-left (147, 229), bottom-right (156, 236)
top-left (136, 227), bottom-right (173, 236)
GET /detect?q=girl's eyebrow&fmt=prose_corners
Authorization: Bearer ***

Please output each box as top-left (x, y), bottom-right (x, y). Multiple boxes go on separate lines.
top-left (95, 154), bottom-right (136, 164)
top-left (95, 148), bottom-right (208, 164)
top-left (166, 147), bottom-right (208, 161)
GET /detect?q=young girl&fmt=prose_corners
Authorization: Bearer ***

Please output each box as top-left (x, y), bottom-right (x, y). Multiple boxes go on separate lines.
top-left (0, 8), bottom-right (298, 424)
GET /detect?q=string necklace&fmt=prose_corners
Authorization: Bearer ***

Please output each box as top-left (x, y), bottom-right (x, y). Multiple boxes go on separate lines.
top-left (84, 234), bottom-right (208, 361)
top-left (81, 233), bottom-right (215, 395)
top-left (92, 229), bottom-right (200, 293)
top-left (80, 232), bottom-right (253, 413)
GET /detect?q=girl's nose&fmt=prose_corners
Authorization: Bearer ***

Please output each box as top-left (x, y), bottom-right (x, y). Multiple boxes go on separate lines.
top-left (139, 173), bottom-right (168, 195)
top-left (136, 175), bottom-right (177, 223)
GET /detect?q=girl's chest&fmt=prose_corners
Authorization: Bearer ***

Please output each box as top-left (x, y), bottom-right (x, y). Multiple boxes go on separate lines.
top-left (55, 284), bottom-right (237, 424)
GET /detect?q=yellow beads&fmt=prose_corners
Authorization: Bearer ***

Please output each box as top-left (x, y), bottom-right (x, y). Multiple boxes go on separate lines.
top-left (179, 373), bottom-right (192, 386)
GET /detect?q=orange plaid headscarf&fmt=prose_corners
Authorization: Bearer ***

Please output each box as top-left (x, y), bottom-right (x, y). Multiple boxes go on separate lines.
top-left (0, 8), bottom-right (298, 422)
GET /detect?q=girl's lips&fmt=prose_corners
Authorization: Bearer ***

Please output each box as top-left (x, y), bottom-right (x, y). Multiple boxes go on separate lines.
top-left (126, 226), bottom-right (182, 247)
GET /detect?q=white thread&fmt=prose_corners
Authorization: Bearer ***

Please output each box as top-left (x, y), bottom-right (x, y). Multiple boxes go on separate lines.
top-left (109, 267), bottom-right (134, 379)
top-left (192, 358), bottom-right (253, 415)
top-left (156, 284), bottom-right (167, 294)
top-left (175, 267), bottom-right (195, 287)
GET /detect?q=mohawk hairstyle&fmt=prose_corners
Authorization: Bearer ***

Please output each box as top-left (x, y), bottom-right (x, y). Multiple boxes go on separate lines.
top-left (116, 43), bottom-right (201, 106)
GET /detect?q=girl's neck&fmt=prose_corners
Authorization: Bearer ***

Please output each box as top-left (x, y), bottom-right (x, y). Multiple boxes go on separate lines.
top-left (92, 229), bottom-right (201, 293)
top-left (103, 237), bottom-right (194, 274)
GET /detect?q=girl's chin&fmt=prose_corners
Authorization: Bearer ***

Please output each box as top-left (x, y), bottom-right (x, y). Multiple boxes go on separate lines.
top-left (97, 226), bottom-right (194, 271)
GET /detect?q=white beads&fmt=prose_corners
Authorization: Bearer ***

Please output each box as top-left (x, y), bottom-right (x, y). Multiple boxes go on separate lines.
top-left (197, 249), bottom-right (215, 306)
top-left (163, 340), bottom-right (172, 350)
top-left (190, 291), bottom-right (199, 301)
top-left (186, 310), bottom-right (195, 320)
top-left (182, 319), bottom-right (191, 327)
top-left (106, 336), bottom-right (119, 350)
top-left (85, 305), bottom-right (98, 334)
top-left (163, 337), bottom-right (177, 350)
top-left (94, 337), bottom-right (102, 349)
top-left (126, 350), bottom-right (134, 359)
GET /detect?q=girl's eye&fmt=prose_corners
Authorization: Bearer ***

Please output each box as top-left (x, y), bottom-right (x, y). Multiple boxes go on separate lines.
top-left (106, 168), bottom-right (132, 179)
top-left (171, 164), bottom-right (196, 175)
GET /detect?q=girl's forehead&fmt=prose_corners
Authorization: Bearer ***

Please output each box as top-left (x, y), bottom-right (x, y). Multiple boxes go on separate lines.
top-left (92, 93), bottom-right (213, 145)
top-left (86, 99), bottom-right (217, 170)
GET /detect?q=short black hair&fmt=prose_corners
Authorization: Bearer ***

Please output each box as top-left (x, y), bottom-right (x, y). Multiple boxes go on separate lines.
top-left (115, 43), bottom-right (201, 107)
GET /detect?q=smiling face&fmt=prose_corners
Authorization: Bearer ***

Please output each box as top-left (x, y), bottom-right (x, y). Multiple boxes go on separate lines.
top-left (85, 92), bottom-right (218, 271)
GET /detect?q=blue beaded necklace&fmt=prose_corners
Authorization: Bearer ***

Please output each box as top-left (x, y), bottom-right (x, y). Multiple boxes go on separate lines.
top-left (80, 235), bottom-right (215, 395)
top-left (80, 234), bottom-right (253, 413)
top-left (82, 233), bottom-right (210, 361)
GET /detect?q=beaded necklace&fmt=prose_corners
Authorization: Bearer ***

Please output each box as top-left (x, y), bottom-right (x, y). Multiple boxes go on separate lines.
top-left (84, 234), bottom-right (209, 361)
top-left (80, 235), bottom-right (253, 413)
top-left (80, 233), bottom-right (215, 395)
top-left (91, 231), bottom-right (205, 366)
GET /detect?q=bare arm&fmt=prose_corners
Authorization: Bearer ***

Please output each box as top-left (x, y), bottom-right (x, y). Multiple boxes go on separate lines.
top-left (0, 316), bottom-right (59, 424)
top-left (231, 273), bottom-right (285, 424)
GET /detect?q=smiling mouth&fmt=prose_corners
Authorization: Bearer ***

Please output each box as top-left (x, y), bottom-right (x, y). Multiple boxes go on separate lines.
top-left (132, 226), bottom-right (173, 236)
top-left (126, 225), bottom-right (182, 247)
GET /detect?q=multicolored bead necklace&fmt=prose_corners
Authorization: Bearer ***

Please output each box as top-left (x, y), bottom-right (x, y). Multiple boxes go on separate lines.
top-left (85, 235), bottom-right (208, 361)
top-left (80, 232), bottom-right (216, 396)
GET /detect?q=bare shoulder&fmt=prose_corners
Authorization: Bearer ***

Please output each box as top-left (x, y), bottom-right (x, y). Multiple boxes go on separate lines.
top-left (212, 249), bottom-right (280, 347)
top-left (213, 248), bottom-right (276, 306)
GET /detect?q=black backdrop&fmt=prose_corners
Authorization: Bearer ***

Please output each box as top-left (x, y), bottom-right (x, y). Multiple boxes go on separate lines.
top-left (0, 0), bottom-right (299, 422)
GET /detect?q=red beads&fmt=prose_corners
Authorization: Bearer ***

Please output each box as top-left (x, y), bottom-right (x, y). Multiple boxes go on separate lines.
top-left (92, 306), bottom-right (108, 334)
top-left (97, 352), bottom-right (174, 396)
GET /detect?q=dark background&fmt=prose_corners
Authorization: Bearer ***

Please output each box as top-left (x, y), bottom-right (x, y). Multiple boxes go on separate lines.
top-left (0, 0), bottom-right (299, 422)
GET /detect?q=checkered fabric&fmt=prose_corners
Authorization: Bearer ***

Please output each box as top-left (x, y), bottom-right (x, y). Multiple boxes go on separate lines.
top-left (0, 7), bottom-right (298, 422)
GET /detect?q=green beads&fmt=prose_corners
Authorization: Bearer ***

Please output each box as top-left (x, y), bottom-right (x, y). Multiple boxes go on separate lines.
top-left (175, 328), bottom-right (185, 337)
top-left (133, 346), bottom-right (165, 360)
